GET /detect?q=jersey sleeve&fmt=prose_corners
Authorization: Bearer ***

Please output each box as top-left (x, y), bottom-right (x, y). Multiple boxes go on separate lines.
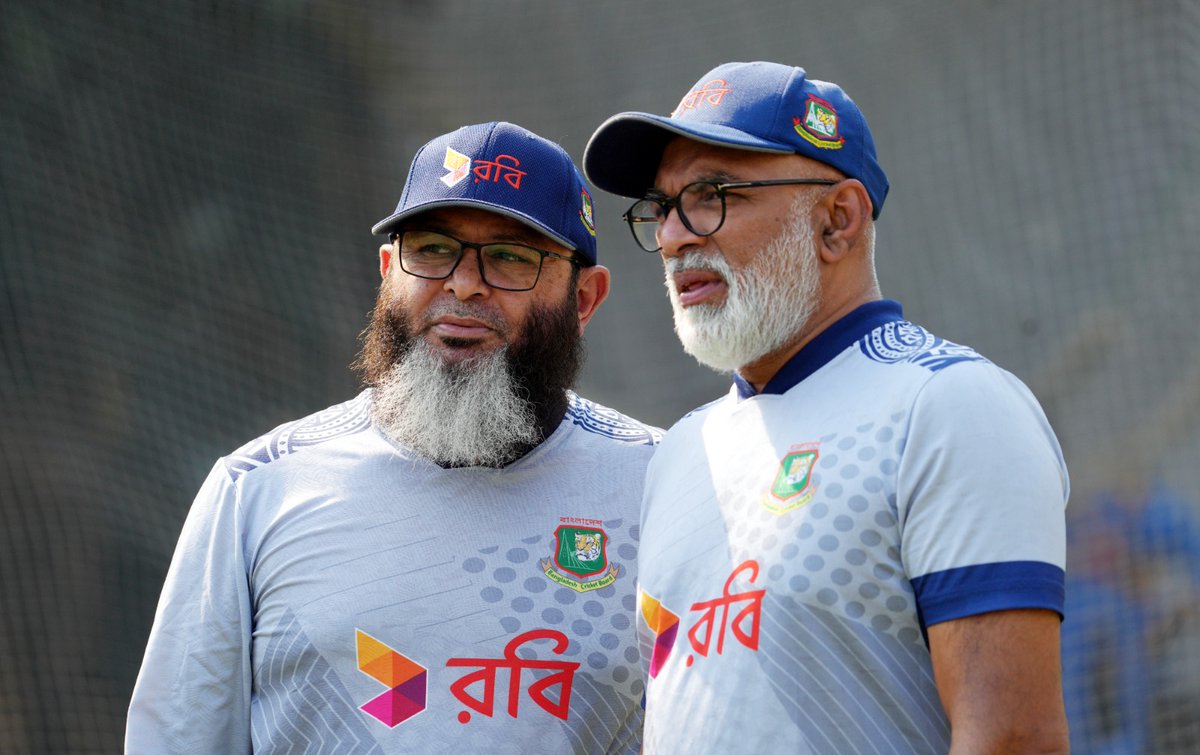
top-left (896, 361), bottom-right (1068, 630)
top-left (125, 461), bottom-right (254, 754)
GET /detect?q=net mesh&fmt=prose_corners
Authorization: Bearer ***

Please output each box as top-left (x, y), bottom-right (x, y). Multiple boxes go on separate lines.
top-left (3, 1), bottom-right (1199, 751)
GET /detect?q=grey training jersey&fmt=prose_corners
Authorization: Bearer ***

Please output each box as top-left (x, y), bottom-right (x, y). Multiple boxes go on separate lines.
top-left (126, 390), bottom-right (660, 754)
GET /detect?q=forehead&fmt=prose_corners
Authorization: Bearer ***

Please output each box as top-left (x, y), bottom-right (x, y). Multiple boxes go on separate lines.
top-left (404, 206), bottom-right (569, 253)
top-left (653, 137), bottom-right (837, 190)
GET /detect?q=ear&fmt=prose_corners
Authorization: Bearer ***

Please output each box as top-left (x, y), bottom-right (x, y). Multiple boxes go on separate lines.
top-left (379, 243), bottom-right (393, 278)
top-left (574, 264), bottom-right (611, 335)
top-left (815, 179), bottom-right (872, 263)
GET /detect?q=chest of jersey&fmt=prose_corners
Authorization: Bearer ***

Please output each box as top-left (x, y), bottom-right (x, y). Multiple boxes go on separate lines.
top-left (241, 448), bottom-right (645, 752)
top-left (641, 386), bottom-right (925, 649)
top-left (637, 373), bottom-right (950, 753)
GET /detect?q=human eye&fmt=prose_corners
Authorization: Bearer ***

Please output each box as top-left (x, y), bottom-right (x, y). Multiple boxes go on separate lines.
top-left (684, 182), bottom-right (723, 206)
top-left (484, 244), bottom-right (540, 266)
top-left (628, 197), bottom-right (667, 222)
top-left (403, 232), bottom-right (458, 259)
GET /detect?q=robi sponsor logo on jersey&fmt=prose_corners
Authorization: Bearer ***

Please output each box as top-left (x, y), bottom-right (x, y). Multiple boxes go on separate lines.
top-left (356, 629), bottom-right (428, 728)
top-left (762, 442), bottom-right (820, 515)
top-left (637, 561), bottom-right (766, 678)
top-left (355, 628), bottom-right (579, 728)
top-left (540, 516), bottom-right (621, 592)
top-left (439, 145), bottom-right (527, 189)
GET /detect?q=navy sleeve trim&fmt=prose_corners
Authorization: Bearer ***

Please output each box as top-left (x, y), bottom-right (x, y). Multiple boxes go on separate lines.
top-left (911, 561), bottom-right (1065, 633)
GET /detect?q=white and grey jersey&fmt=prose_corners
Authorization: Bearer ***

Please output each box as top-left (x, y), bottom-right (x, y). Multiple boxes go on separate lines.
top-left (126, 390), bottom-right (661, 755)
top-left (636, 300), bottom-right (1067, 754)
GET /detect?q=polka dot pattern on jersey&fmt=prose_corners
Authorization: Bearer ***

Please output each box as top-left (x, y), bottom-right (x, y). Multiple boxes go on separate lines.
top-left (726, 416), bottom-right (922, 642)
top-left (457, 518), bottom-right (644, 696)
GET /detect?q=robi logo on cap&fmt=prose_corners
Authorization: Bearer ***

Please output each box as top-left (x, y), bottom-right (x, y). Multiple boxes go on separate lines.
top-left (793, 95), bottom-right (845, 150)
top-left (439, 145), bottom-right (528, 190)
top-left (672, 78), bottom-right (732, 116)
top-left (441, 147), bottom-right (471, 186)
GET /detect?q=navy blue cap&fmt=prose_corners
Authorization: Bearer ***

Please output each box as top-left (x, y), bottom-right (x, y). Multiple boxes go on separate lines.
top-left (373, 121), bottom-right (598, 264)
top-left (584, 62), bottom-right (889, 219)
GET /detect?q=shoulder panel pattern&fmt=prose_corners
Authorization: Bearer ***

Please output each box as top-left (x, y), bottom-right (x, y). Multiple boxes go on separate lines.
top-left (565, 392), bottom-right (662, 446)
top-left (859, 320), bottom-right (986, 372)
top-left (223, 392), bottom-right (374, 481)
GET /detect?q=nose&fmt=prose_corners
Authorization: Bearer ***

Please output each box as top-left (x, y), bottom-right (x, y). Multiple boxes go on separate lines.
top-left (656, 206), bottom-right (707, 259)
top-left (443, 246), bottom-right (491, 300)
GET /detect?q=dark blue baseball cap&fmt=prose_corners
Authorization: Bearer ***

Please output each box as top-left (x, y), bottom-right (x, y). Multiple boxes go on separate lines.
top-left (584, 62), bottom-right (889, 219)
top-left (373, 121), bottom-right (599, 264)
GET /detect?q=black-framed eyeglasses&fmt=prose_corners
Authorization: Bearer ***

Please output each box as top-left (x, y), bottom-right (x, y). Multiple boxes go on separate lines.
top-left (390, 229), bottom-right (580, 292)
top-left (622, 178), bottom-right (839, 253)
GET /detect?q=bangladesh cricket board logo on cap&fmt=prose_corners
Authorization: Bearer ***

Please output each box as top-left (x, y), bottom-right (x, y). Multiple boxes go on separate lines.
top-left (540, 517), bottom-right (620, 593)
top-left (793, 95), bottom-right (844, 150)
top-left (580, 188), bottom-right (596, 236)
top-left (762, 443), bottom-right (820, 515)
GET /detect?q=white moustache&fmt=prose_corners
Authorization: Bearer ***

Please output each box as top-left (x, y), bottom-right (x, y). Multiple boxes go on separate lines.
top-left (664, 252), bottom-right (730, 276)
top-left (664, 252), bottom-right (734, 298)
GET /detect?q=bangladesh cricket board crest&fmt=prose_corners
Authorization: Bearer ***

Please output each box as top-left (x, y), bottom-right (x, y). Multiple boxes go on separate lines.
top-left (541, 519), bottom-right (620, 593)
top-left (793, 95), bottom-right (845, 150)
top-left (762, 443), bottom-right (820, 515)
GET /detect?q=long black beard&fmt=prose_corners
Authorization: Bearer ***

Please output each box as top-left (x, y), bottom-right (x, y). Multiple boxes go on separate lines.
top-left (352, 283), bottom-right (584, 457)
top-left (503, 300), bottom-right (583, 440)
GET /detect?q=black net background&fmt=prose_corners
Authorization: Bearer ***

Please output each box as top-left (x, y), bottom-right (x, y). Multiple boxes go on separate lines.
top-left (2, 1), bottom-right (1199, 752)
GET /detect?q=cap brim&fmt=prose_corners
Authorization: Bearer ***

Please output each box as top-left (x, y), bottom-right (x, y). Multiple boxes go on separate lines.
top-left (371, 198), bottom-right (578, 252)
top-left (583, 112), bottom-right (792, 199)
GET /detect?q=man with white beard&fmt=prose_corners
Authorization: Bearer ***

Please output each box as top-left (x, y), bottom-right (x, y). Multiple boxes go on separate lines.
top-left (584, 62), bottom-right (1070, 754)
top-left (127, 122), bottom-right (660, 754)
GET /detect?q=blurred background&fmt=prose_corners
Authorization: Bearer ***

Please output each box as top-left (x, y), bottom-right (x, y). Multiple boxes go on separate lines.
top-left (3, 0), bottom-right (1198, 752)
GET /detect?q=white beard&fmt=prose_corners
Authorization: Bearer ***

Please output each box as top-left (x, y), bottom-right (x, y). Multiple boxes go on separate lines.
top-left (371, 339), bottom-right (540, 467)
top-left (665, 197), bottom-right (821, 373)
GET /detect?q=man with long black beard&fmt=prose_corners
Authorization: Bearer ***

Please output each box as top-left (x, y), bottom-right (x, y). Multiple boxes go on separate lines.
top-left (127, 122), bottom-right (660, 754)
top-left (584, 62), bottom-right (1070, 754)
top-left (358, 255), bottom-right (585, 469)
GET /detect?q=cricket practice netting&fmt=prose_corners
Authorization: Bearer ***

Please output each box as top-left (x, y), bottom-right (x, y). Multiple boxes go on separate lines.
top-left (3, 1), bottom-right (1199, 751)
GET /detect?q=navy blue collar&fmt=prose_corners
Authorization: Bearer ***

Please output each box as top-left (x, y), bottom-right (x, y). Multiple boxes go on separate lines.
top-left (732, 300), bottom-right (904, 398)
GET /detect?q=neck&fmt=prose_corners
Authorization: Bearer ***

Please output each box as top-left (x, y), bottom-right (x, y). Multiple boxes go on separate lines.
top-left (738, 290), bottom-right (881, 392)
top-left (531, 391), bottom-right (570, 444)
